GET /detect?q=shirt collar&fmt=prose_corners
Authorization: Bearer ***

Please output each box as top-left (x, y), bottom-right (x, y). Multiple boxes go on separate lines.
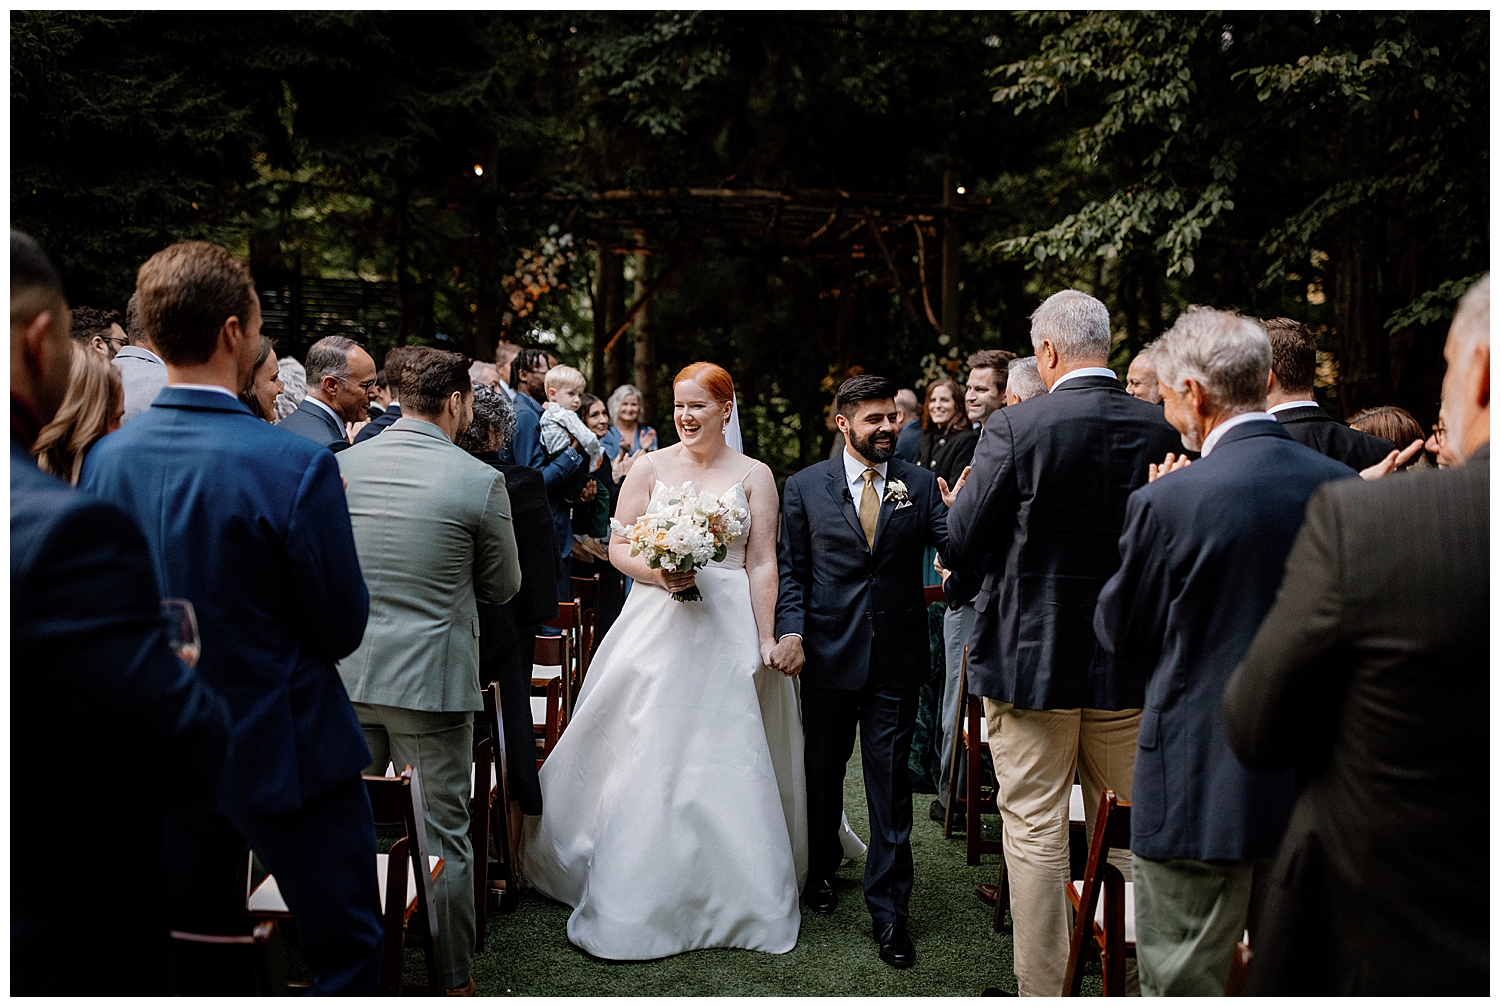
top-left (1268, 399), bottom-right (1319, 414)
top-left (115, 345), bottom-right (164, 365)
top-left (1200, 412), bottom-right (1276, 457)
top-left (303, 395), bottom-right (344, 425)
top-left (842, 447), bottom-right (888, 485)
top-left (168, 383), bottom-right (240, 401)
top-left (1049, 366), bottom-right (1119, 393)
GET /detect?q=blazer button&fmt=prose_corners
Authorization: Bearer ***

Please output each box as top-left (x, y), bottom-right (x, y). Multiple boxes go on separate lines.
top-left (866, 612), bottom-right (873, 620)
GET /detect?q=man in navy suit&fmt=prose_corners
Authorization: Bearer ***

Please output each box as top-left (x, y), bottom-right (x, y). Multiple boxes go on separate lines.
top-left (277, 334), bottom-right (377, 452)
top-left (772, 375), bottom-right (948, 970)
top-left (944, 289), bottom-right (1182, 995)
top-left (11, 232), bottom-right (232, 995)
top-left (1094, 307), bottom-right (1354, 995)
top-left (81, 241), bottom-right (384, 994)
top-left (353, 344), bottom-right (417, 444)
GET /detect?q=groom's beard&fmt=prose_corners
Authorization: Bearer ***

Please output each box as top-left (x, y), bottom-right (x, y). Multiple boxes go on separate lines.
top-left (849, 427), bottom-right (896, 463)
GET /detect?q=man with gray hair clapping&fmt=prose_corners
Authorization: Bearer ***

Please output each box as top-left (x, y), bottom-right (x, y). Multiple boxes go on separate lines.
top-left (1094, 307), bottom-right (1354, 995)
top-left (943, 289), bottom-right (1180, 996)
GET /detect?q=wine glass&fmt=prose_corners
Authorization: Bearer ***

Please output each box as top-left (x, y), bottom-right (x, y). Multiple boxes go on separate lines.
top-left (162, 598), bottom-right (201, 669)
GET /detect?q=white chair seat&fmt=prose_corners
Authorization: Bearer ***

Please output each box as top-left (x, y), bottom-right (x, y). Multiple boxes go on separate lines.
top-left (1069, 879), bottom-right (1136, 945)
top-left (1070, 784), bottom-right (1085, 825)
top-left (250, 854), bottom-right (441, 916)
top-left (531, 696), bottom-right (548, 726)
top-left (531, 663), bottom-right (562, 681)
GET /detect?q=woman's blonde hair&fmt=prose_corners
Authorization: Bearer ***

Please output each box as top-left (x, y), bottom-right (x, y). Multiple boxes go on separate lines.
top-left (34, 343), bottom-right (123, 485)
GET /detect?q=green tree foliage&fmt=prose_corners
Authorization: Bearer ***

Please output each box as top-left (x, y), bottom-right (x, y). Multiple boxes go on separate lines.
top-left (11, 11), bottom-right (1486, 469)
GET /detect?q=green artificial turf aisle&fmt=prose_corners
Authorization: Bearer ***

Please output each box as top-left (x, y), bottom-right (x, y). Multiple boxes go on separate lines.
top-left (466, 730), bottom-right (1104, 996)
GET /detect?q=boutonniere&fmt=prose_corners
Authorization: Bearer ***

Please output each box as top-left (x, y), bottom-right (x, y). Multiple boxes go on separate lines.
top-left (883, 479), bottom-right (910, 504)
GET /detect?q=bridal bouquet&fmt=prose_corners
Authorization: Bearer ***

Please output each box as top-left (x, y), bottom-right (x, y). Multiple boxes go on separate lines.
top-left (610, 482), bottom-right (749, 602)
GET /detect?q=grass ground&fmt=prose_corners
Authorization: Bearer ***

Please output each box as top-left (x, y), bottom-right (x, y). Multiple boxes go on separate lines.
top-left (460, 731), bottom-right (1104, 996)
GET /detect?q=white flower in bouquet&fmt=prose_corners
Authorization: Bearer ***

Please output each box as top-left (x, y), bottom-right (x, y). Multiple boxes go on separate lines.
top-left (609, 481), bottom-right (751, 602)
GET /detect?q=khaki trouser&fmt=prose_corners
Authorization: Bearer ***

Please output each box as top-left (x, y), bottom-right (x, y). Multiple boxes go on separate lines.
top-left (983, 700), bottom-right (1140, 997)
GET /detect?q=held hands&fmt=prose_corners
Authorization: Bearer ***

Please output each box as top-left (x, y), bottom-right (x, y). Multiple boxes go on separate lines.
top-left (932, 554), bottom-right (951, 585)
top-left (937, 466), bottom-right (971, 508)
top-left (766, 635), bottom-right (806, 677)
top-left (1360, 439), bottom-right (1425, 480)
top-left (659, 568), bottom-right (697, 595)
top-left (1149, 452), bottom-right (1193, 482)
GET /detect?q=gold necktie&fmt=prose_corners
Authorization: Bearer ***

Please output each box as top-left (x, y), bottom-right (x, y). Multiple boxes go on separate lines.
top-left (859, 469), bottom-right (880, 549)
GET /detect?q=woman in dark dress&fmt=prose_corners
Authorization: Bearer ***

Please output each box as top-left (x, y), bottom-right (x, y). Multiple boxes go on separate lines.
top-left (460, 382), bottom-right (558, 817)
top-left (570, 393), bottom-right (624, 640)
top-left (915, 377), bottom-right (980, 489)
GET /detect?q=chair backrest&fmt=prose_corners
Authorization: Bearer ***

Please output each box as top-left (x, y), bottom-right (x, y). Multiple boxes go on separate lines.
top-left (1224, 941), bottom-right (1253, 996)
top-left (171, 921), bottom-right (289, 995)
top-left (543, 600), bottom-right (580, 631)
top-left (1064, 789), bottom-right (1132, 996)
top-left (483, 681), bottom-right (510, 803)
top-left (362, 768), bottom-right (441, 967)
top-left (533, 633), bottom-right (568, 671)
top-left (570, 574), bottom-right (600, 611)
top-left (923, 583), bottom-right (946, 606)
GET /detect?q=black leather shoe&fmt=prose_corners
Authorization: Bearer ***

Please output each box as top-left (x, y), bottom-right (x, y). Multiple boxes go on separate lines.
top-left (804, 878), bottom-right (837, 915)
top-left (929, 799), bottom-right (965, 831)
top-left (874, 920), bottom-right (916, 969)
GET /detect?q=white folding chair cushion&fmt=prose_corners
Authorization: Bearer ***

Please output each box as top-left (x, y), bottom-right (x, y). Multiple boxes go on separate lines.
top-left (1070, 784), bottom-right (1085, 825)
top-left (531, 663), bottom-right (562, 681)
top-left (1069, 879), bottom-right (1136, 945)
top-left (531, 696), bottom-right (548, 726)
top-left (249, 854), bottom-right (442, 916)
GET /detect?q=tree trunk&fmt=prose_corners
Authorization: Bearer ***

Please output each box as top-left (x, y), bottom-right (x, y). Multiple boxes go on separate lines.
top-left (601, 251), bottom-right (627, 392)
top-left (632, 250), bottom-right (657, 426)
top-left (941, 170), bottom-right (962, 339)
top-left (1329, 213), bottom-right (1390, 417)
top-left (394, 181), bottom-right (412, 346)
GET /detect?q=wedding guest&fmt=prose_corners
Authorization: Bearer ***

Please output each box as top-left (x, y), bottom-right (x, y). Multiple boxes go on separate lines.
top-left (277, 335), bottom-right (377, 452)
top-left (494, 340), bottom-right (522, 400)
top-left (963, 350), bottom-right (1015, 430)
top-left (353, 345), bottom-right (418, 443)
top-left (80, 240), bottom-right (384, 994)
top-left (1262, 317), bottom-right (1397, 468)
top-left (70, 304), bottom-right (127, 359)
top-left (1004, 356), bottom-right (1046, 404)
top-left (944, 289), bottom-right (1181, 996)
top-left (33, 342), bottom-right (123, 484)
top-left (459, 382), bottom-right (556, 819)
top-left (12, 230), bottom-right (230, 996)
top-left (237, 336), bottom-right (282, 422)
top-left (273, 354), bottom-right (306, 421)
top-left (367, 369), bottom-right (389, 421)
top-left (572, 392), bottom-right (624, 640)
top-left (603, 382), bottom-right (658, 464)
top-left (504, 349), bottom-right (585, 600)
top-left (915, 378), bottom-right (978, 482)
top-left (115, 292), bottom-right (169, 423)
top-left (1222, 276), bottom-right (1489, 995)
top-left (1125, 342), bottom-right (1163, 404)
top-left (1425, 415), bottom-right (1458, 467)
top-left (1094, 307), bottom-right (1353, 995)
top-left (470, 359), bottom-right (501, 390)
top-left (894, 387), bottom-right (921, 462)
top-left (1348, 405), bottom-right (1429, 468)
top-left (338, 347), bottom-right (521, 996)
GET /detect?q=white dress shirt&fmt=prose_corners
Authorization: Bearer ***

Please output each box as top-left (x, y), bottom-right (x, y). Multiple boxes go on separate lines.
top-left (842, 448), bottom-right (888, 502)
top-left (1267, 399), bottom-right (1319, 414)
top-left (302, 394), bottom-right (345, 427)
top-left (1049, 366), bottom-right (1120, 392)
top-left (1200, 412), bottom-right (1276, 457)
top-left (166, 383), bottom-right (240, 401)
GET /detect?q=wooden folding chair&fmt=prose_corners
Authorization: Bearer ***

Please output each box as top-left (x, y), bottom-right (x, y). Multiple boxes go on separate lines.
top-left (570, 573), bottom-right (601, 672)
top-left (171, 921), bottom-right (290, 995)
top-left (923, 583), bottom-right (946, 607)
top-left (472, 682), bottom-right (523, 951)
top-left (1224, 939), bottom-right (1253, 996)
top-left (989, 783), bottom-right (1086, 931)
top-left (1063, 789), bottom-right (1134, 997)
top-left (543, 601), bottom-right (584, 716)
top-left (943, 646), bottom-right (1004, 865)
top-left (247, 767), bottom-right (445, 996)
top-left (532, 633), bottom-right (568, 763)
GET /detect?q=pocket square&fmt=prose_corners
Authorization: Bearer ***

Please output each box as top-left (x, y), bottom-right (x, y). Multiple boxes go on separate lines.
top-left (894, 500), bottom-right (914, 510)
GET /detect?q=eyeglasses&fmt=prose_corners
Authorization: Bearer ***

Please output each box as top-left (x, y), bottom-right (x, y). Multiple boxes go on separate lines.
top-left (342, 376), bottom-right (379, 392)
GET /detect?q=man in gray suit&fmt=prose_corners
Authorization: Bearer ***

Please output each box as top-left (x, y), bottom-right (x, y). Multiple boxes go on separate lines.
top-left (337, 347), bottom-right (522, 995)
top-left (1222, 276), bottom-right (1489, 995)
top-left (114, 292), bottom-right (169, 423)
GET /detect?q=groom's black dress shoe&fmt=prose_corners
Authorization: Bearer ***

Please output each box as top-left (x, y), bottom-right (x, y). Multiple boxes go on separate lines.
top-left (874, 920), bottom-right (916, 969)
top-left (804, 878), bottom-right (838, 915)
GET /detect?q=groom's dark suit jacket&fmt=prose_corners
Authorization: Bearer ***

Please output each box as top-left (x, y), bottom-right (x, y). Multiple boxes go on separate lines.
top-left (776, 456), bottom-right (947, 690)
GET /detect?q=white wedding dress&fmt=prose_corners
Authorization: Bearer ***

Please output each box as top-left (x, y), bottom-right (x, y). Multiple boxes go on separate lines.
top-left (522, 480), bottom-right (810, 960)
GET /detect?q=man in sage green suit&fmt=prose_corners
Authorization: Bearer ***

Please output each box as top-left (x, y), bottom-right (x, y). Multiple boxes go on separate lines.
top-left (337, 348), bottom-right (521, 994)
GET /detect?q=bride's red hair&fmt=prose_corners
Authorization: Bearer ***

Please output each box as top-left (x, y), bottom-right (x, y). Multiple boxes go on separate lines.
top-left (673, 362), bottom-right (735, 407)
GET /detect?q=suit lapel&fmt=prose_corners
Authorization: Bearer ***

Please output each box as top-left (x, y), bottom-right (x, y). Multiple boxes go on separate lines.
top-left (872, 462), bottom-right (904, 550)
top-left (826, 461), bottom-right (867, 545)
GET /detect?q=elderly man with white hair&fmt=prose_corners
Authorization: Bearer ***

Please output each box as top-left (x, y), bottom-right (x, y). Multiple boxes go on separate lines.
top-left (1004, 356), bottom-right (1047, 404)
top-left (1218, 276), bottom-right (1489, 996)
top-left (943, 289), bottom-right (1181, 995)
top-left (1093, 307), bottom-right (1354, 995)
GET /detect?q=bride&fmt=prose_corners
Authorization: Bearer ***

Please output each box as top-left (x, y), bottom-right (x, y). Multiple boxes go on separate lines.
top-left (522, 361), bottom-right (809, 960)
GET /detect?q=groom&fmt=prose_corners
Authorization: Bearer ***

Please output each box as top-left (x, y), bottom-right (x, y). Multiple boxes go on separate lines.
top-left (771, 374), bottom-right (948, 969)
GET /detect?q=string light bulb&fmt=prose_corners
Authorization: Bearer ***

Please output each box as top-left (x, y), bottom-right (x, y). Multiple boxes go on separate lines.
top-left (956, 186), bottom-right (966, 195)
top-left (473, 164), bottom-right (484, 176)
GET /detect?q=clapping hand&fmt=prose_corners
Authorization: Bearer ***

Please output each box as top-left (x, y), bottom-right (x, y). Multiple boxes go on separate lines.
top-left (1149, 453), bottom-right (1193, 482)
top-left (640, 428), bottom-right (658, 451)
top-left (937, 466), bottom-right (971, 508)
top-left (766, 635), bottom-right (805, 677)
top-left (1360, 439), bottom-right (1425, 481)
